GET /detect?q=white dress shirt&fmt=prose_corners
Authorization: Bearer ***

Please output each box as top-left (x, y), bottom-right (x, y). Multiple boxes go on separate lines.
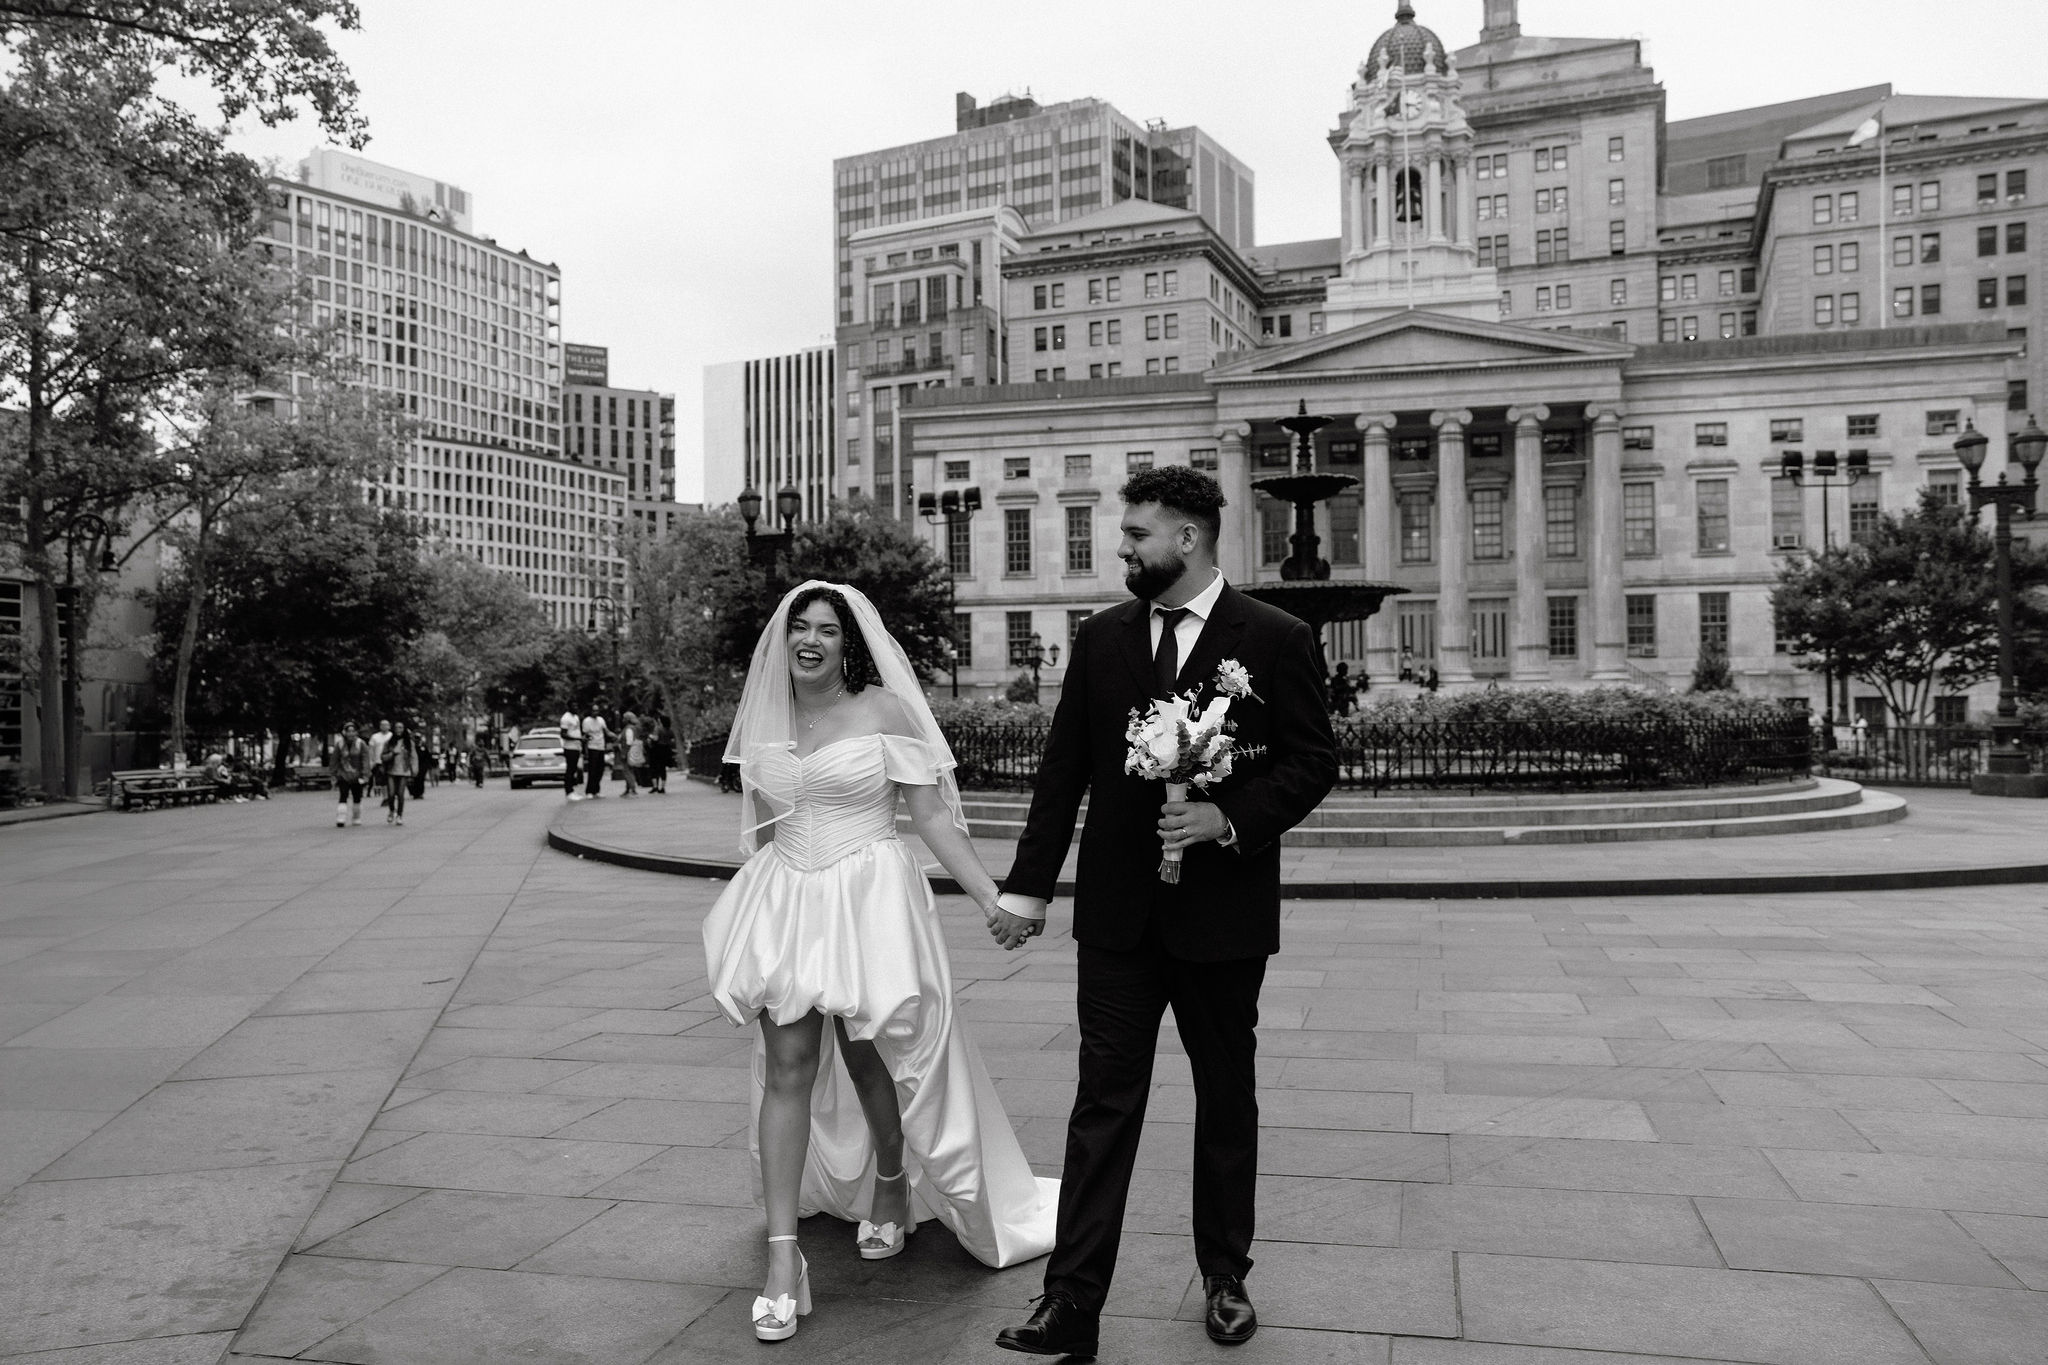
top-left (997, 568), bottom-right (1231, 923)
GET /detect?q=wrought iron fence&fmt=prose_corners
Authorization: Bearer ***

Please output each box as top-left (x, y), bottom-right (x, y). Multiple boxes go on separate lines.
top-left (1813, 724), bottom-right (2048, 787)
top-left (686, 715), bottom-right (1812, 794)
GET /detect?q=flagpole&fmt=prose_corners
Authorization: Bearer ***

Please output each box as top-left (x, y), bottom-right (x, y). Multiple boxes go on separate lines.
top-left (1877, 101), bottom-right (1888, 330)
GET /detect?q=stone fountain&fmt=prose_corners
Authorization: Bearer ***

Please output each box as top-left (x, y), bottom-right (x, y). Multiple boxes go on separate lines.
top-left (1239, 400), bottom-right (1406, 676)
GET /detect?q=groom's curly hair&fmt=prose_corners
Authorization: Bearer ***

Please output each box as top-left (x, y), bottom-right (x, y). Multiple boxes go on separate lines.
top-left (1120, 465), bottom-right (1227, 546)
top-left (787, 586), bottom-right (879, 693)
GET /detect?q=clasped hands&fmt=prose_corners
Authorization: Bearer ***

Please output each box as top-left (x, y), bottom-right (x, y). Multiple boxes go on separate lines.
top-left (979, 800), bottom-right (1229, 952)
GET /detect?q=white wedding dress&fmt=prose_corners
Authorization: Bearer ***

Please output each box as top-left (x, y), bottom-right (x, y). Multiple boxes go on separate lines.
top-left (701, 731), bottom-right (1058, 1269)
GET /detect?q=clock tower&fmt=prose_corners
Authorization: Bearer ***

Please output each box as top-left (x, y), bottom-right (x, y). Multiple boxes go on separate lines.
top-left (1323, 2), bottom-right (1500, 328)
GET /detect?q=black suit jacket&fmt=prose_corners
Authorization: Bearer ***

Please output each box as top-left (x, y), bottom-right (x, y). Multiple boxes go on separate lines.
top-left (1003, 582), bottom-right (1339, 961)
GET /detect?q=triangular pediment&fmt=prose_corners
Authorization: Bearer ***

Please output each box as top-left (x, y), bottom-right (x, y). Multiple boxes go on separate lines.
top-left (1207, 309), bottom-right (1633, 381)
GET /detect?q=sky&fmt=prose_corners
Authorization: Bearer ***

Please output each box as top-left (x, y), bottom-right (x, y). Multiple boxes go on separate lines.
top-left (218, 0), bottom-right (2048, 502)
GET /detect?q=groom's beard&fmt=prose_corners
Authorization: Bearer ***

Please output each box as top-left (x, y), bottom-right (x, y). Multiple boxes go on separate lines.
top-left (1123, 551), bottom-right (1187, 603)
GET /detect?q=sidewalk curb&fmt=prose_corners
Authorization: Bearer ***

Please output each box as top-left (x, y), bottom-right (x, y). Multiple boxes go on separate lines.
top-left (0, 800), bottom-right (109, 828)
top-left (544, 824), bottom-right (2048, 900)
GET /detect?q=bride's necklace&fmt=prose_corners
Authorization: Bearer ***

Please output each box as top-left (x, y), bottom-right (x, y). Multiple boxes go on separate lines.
top-left (795, 685), bottom-right (846, 731)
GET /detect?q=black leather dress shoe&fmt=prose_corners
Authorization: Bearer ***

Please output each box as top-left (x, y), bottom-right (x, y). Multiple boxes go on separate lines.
top-left (995, 1292), bottom-right (1100, 1359)
top-left (1204, 1274), bottom-right (1257, 1344)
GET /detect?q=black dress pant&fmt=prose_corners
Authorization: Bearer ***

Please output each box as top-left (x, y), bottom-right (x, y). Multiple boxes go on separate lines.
top-left (1046, 921), bottom-right (1267, 1312)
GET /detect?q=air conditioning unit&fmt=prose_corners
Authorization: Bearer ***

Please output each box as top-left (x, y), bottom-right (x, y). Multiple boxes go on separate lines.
top-left (1774, 533), bottom-right (1804, 549)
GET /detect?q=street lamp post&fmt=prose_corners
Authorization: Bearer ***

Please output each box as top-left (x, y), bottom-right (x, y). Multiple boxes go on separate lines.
top-left (738, 483), bottom-right (802, 572)
top-left (918, 485), bottom-right (982, 697)
top-left (1012, 631), bottom-right (1062, 705)
top-left (1953, 416), bottom-right (2047, 797)
top-left (1781, 448), bottom-right (1870, 728)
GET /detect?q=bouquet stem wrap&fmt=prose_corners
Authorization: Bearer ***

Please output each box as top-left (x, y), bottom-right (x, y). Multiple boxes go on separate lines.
top-left (1158, 782), bottom-right (1190, 884)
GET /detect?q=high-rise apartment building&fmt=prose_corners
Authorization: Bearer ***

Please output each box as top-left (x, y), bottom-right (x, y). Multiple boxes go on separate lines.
top-left (702, 347), bottom-right (836, 519)
top-left (561, 342), bottom-right (678, 538)
top-left (830, 93), bottom-right (1255, 516)
top-left (267, 150), bottom-right (626, 630)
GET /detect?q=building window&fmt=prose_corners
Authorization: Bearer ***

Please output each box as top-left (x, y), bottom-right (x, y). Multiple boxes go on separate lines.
top-left (1840, 243), bottom-right (1859, 272)
top-left (1088, 277), bottom-right (1104, 303)
top-left (1609, 178), bottom-right (1625, 205)
top-left (2010, 275), bottom-right (2029, 306)
top-left (1547, 597), bottom-right (1579, 658)
top-left (1536, 284), bottom-right (1553, 312)
top-left (1813, 193), bottom-right (1834, 225)
top-left (1659, 318), bottom-right (1678, 342)
top-left (1926, 409), bottom-right (1961, 436)
top-left (1006, 611), bottom-right (1035, 667)
top-left (1399, 491), bottom-right (1433, 563)
top-left (1004, 507), bottom-right (1032, 574)
top-left (1770, 418), bottom-right (1804, 443)
top-left (1145, 315), bottom-right (1160, 342)
top-left (1771, 475), bottom-right (1805, 549)
top-left (1980, 224), bottom-right (1999, 257)
top-left (1004, 455), bottom-right (1031, 480)
top-left (1695, 422), bottom-right (1728, 447)
top-left (1980, 277), bottom-right (1999, 309)
top-left (1695, 479), bottom-right (1730, 553)
top-left (947, 516), bottom-right (972, 574)
top-left (1921, 232), bottom-right (1942, 264)
top-left (1051, 283), bottom-right (1065, 307)
top-left (1544, 483), bottom-right (1580, 558)
top-left (1892, 234), bottom-right (1915, 269)
top-left (1064, 452), bottom-right (1091, 478)
top-left (1682, 316), bottom-right (1699, 341)
top-left (1681, 273), bottom-right (1699, 301)
top-left (1839, 191), bottom-right (1858, 222)
top-left (1033, 327), bottom-right (1048, 352)
top-left (2009, 169), bottom-right (2028, 200)
top-left (1190, 447), bottom-right (1218, 472)
top-left (1814, 244), bottom-right (1833, 275)
top-left (1164, 313), bottom-right (1179, 340)
top-left (1125, 451), bottom-right (1154, 473)
top-left (1849, 476), bottom-right (1882, 544)
top-left (944, 458), bottom-right (970, 481)
top-left (1608, 135), bottom-right (1625, 161)
top-left (1814, 295), bottom-right (1835, 326)
top-left (1610, 278), bottom-right (1627, 306)
top-left (1088, 320), bottom-right (1103, 346)
top-left (1893, 286), bottom-right (1914, 319)
top-left (1622, 595), bottom-right (1658, 658)
top-left (1893, 183), bottom-right (1914, 217)
top-left (1622, 426), bottom-right (1654, 451)
top-left (1926, 468), bottom-right (1962, 506)
top-left (1920, 180), bottom-right (1940, 212)
top-left (1163, 270), bottom-right (1178, 295)
top-left (2010, 379), bottom-right (2030, 411)
top-left (1557, 284), bottom-right (1572, 310)
top-left (2010, 221), bottom-right (2028, 253)
top-left (1699, 592), bottom-right (1730, 652)
top-left (1720, 269), bottom-right (1738, 296)
top-left (1065, 505), bottom-right (1093, 574)
top-left (1706, 153), bottom-right (1745, 189)
top-left (1259, 495), bottom-right (1289, 564)
top-left (1033, 285), bottom-right (1047, 310)
top-left (1921, 283), bottom-right (1942, 315)
top-left (1609, 221), bottom-right (1626, 255)
top-left (1470, 487), bottom-right (1505, 560)
top-left (1308, 312), bottom-right (1326, 336)
top-left (1144, 271), bottom-right (1160, 298)
top-left (1051, 324), bottom-right (1066, 350)
top-left (1980, 173), bottom-right (1999, 206)
top-left (1720, 312), bottom-right (1738, 338)
top-left (1847, 413), bottom-right (1880, 438)
top-left (953, 613), bottom-right (973, 667)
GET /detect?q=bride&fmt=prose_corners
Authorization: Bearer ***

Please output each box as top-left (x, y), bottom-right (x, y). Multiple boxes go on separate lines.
top-left (700, 580), bottom-right (1058, 1341)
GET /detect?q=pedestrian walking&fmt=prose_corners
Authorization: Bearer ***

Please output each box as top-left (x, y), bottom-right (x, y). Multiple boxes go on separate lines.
top-left (367, 717), bottom-right (393, 809)
top-left (383, 720), bottom-right (422, 826)
top-left (619, 712), bottom-right (643, 798)
top-left (645, 716), bottom-right (671, 794)
top-left (333, 722), bottom-right (370, 827)
top-left (559, 703), bottom-right (582, 799)
top-left (1330, 661), bottom-right (1357, 718)
top-left (581, 707), bottom-right (610, 798)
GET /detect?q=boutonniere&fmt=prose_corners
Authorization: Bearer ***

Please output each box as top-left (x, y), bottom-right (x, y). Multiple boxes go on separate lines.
top-left (1212, 659), bottom-right (1261, 704)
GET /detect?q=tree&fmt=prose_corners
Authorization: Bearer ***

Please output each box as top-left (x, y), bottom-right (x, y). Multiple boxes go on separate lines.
top-left (1773, 490), bottom-right (2048, 723)
top-left (1689, 638), bottom-right (1734, 693)
top-left (2, 8), bottom-right (359, 795)
top-left (411, 547), bottom-right (549, 736)
top-left (145, 474), bottom-right (431, 751)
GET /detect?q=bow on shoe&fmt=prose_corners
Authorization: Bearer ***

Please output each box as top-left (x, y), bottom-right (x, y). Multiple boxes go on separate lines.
top-left (752, 1293), bottom-right (797, 1327)
top-left (857, 1219), bottom-right (900, 1245)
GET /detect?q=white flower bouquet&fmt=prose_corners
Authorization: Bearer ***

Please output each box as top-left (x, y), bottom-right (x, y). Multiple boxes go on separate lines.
top-left (1124, 659), bottom-right (1264, 884)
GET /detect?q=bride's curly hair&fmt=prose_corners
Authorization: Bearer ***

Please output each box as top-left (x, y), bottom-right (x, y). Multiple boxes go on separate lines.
top-left (787, 586), bottom-right (878, 693)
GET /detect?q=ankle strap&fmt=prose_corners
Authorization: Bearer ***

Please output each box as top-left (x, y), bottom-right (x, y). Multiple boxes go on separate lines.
top-left (876, 1169), bottom-right (906, 1182)
top-left (767, 1234), bottom-right (799, 1243)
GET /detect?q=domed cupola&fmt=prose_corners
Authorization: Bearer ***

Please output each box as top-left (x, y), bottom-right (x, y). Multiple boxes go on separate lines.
top-left (1362, 2), bottom-right (1449, 82)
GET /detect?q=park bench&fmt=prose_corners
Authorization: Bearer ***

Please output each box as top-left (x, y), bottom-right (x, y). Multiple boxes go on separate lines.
top-left (108, 769), bottom-right (221, 811)
top-left (289, 764), bottom-right (334, 790)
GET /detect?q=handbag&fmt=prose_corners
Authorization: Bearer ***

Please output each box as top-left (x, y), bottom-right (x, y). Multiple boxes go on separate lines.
top-left (627, 737), bottom-right (645, 767)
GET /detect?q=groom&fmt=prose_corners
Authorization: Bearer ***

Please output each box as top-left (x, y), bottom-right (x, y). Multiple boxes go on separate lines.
top-left (993, 466), bottom-right (1338, 1356)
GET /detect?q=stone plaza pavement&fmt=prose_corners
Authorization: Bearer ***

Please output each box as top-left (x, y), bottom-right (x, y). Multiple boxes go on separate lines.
top-left (1, 785), bottom-right (2046, 1364)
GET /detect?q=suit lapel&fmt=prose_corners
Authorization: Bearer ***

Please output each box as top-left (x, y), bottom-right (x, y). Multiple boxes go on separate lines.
top-left (1175, 583), bottom-right (1249, 697)
top-left (1116, 597), bottom-right (1155, 698)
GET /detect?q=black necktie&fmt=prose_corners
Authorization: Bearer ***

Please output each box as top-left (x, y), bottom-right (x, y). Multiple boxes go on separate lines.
top-left (1154, 606), bottom-right (1191, 697)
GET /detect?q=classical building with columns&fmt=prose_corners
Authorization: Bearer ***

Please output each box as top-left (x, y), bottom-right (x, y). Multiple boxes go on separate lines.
top-left (901, 3), bottom-right (2022, 713)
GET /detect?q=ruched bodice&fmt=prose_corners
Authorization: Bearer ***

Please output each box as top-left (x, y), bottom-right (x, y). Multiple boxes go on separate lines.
top-left (700, 728), bottom-right (1057, 1269)
top-left (753, 734), bottom-right (913, 870)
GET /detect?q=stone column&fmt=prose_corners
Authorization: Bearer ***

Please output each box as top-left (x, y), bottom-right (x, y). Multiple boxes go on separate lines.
top-left (1427, 153), bottom-right (1446, 244)
top-left (1508, 404), bottom-right (1550, 681)
top-left (1433, 408), bottom-right (1475, 686)
top-left (1452, 153), bottom-right (1472, 248)
top-left (1372, 159), bottom-right (1391, 247)
top-left (1220, 423), bottom-right (1251, 579)
top-left (1357, 412), bottom-right (1400, 683)
top-left (1338, 163), bottom-right (1354, 258)
top-left (1588, 407), bottom-right (1628, 680)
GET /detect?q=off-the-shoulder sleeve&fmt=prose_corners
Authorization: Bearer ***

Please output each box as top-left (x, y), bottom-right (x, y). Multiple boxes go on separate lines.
top-left (879, 732), bottom-right (942, 787)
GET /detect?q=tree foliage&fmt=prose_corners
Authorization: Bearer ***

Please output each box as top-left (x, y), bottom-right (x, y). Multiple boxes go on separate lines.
top-left (1773, 491), bottom-right (2048, 723)
top-left (1689, 638), bottom-right (1735, 693)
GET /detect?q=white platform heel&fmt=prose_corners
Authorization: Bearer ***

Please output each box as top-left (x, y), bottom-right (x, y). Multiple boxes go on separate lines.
top-left (857, 1170), bottom-right (916, 1260)
top-left (752, 1234), bottom-right (811, 1341)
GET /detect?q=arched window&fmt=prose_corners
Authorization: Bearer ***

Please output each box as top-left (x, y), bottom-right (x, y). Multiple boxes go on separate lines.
top-left (1394, 166), bottom-right (1424, 223)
